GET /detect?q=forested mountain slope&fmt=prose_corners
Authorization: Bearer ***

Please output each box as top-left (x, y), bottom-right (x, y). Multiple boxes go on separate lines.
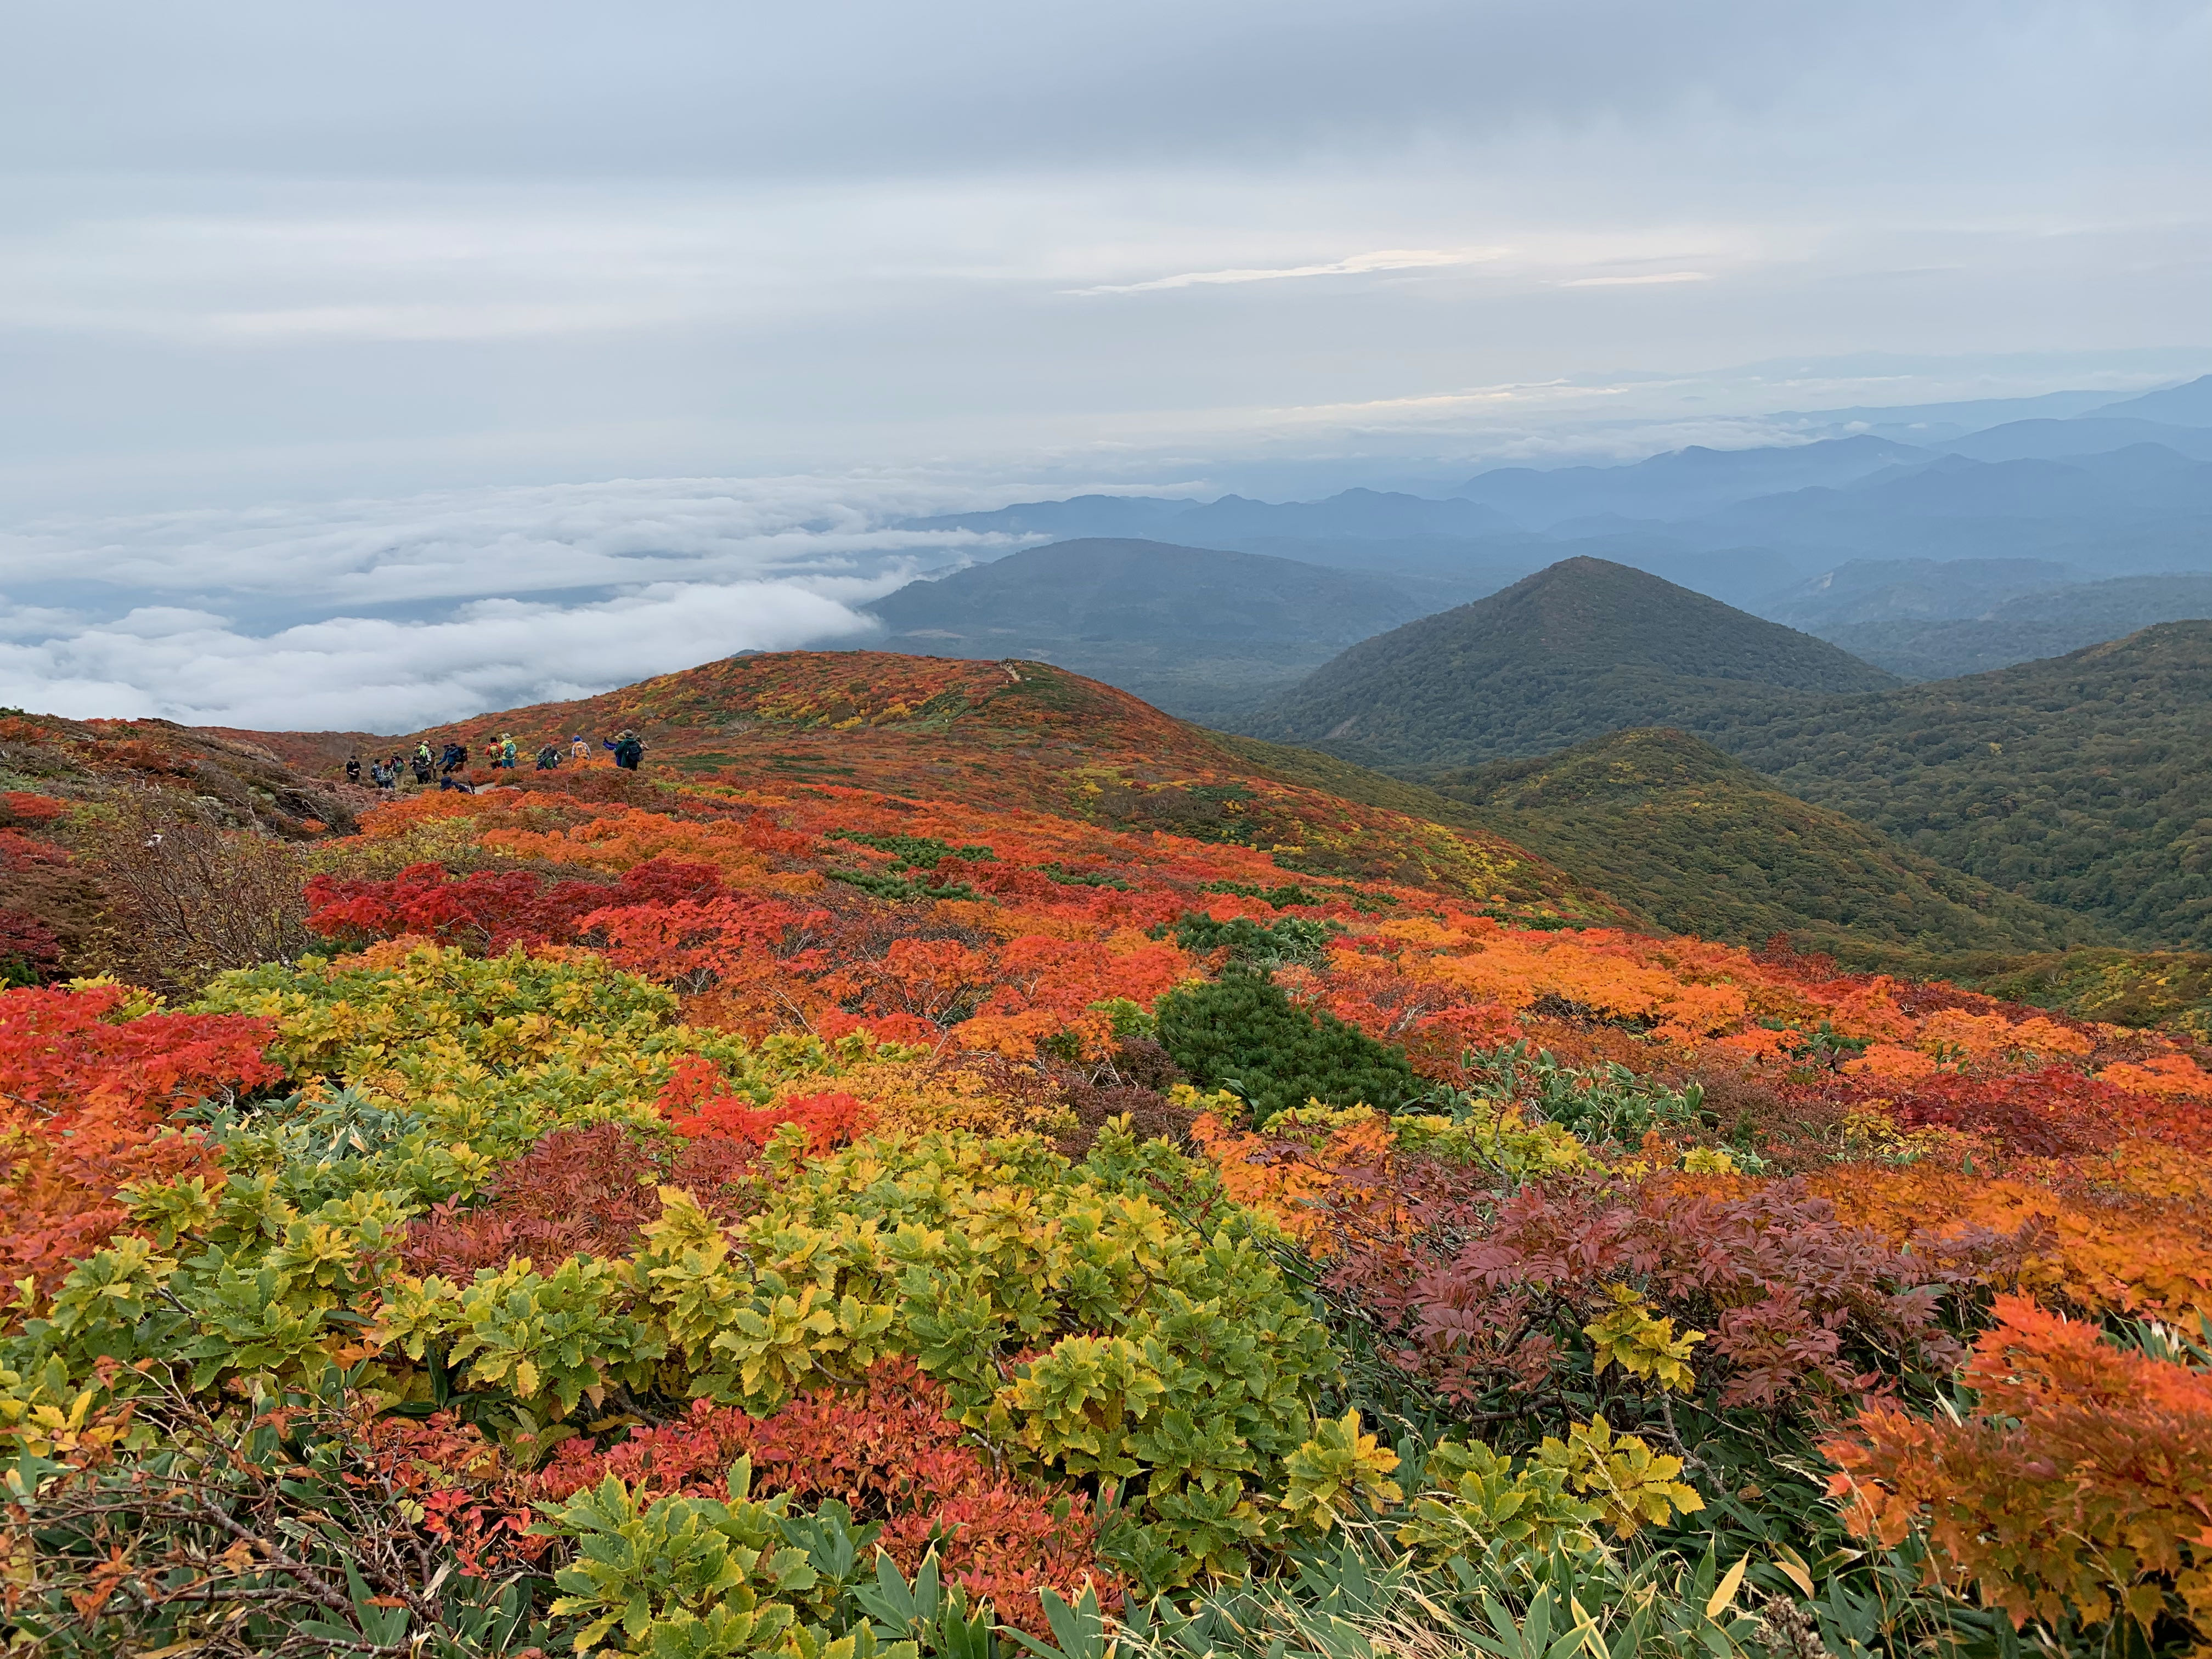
top-left (1720, 622), bottom-right (2212, 946)
top-left (1813, 572), bottom-right (2212, 681)
top-left (1406, 727), bottom-right (2095, 963)
top-left (1240, 556), bottom-right (1897, 766)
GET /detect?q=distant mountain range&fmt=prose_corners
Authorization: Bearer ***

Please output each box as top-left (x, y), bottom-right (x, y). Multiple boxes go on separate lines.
top-left (1787, 569), bottom-right (2212, 681)
top-left (891, 374), bottom-right (2212, 642)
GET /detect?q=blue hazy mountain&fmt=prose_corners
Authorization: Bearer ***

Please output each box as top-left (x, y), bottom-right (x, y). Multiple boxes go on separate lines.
top-left (1939, 417), bottom-right (2212, 463)
top-left (1452, 435), bottom-right (1926, 528)
top-left (2085, 373), bottom-right (2212, 426)
top-left (860, 536), bottom-right (1441, 724)
top-left (1773, 567), bottom-right (2212, 681)
top-left (900, 488), bottom-right (1515, 543)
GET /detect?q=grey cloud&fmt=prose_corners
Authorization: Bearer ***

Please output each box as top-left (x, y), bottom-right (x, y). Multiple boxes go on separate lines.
top-left (7, 1), bottom-right (2204, 181)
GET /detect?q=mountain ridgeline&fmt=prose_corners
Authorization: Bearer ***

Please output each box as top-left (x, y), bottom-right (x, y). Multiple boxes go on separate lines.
top-left (1240, 557), bottom-right (1898, 767)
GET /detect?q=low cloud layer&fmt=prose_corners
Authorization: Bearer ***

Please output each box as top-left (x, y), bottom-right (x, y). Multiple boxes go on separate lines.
top-left (0, 476), bottom-right (1042, 731)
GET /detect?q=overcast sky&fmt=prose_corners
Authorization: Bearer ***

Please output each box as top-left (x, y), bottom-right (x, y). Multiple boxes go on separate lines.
top-left (3, 0), bottom-right (2208, 727)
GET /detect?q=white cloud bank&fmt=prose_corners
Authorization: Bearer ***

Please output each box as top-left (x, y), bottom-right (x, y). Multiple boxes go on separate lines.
top-left (1068, 247), bottom-right (1509, 296)
top-left (0, 475), bottom-right (1042, 731)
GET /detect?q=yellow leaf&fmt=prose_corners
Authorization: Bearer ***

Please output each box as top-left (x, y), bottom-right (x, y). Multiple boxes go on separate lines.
top-left (1774, 1545), bottom-right (1815, 1598)
top-left (1706, 1554), bottom-right (1748, 1620)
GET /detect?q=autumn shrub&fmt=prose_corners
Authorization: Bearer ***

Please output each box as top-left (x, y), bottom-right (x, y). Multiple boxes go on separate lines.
top-left (398, 1121), bottom-right (766, 1277)
top-left (81, 806), bottom-right (318, 990)
top-left (0, 1374), bottom-right (560, 1657)
top-left (302, 854), bottom-right (727, 956)
top-left (0, 980), bottom-right (280, 1292)
top-left (1321, 1163), bottom-right (1981, 1425)
top-left (1825, 1295), bottom-right (2212, 1647)
top-left (0, 905), bottom-right (63, 985)
top-left (533, 1356), bottom-right (1116, 1632)
top-left (1155, 967), bottom-right (1419, 1125)
top-left (1797, 1064), bottom-right (2210, 1159)
top-left (195, 940), bottom-right (871, 1163)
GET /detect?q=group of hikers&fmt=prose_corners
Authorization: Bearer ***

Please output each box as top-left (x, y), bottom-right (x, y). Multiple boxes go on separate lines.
top-left (345, 729), bottom-right (646, 793)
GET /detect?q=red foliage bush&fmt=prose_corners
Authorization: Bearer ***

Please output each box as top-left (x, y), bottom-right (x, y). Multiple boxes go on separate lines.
top-left (303, 856), bottom-right (726, 956)
top-left (655, 1059), bottom-right (868, 1152)
top-left (0, 906), bottom-right (63, 983)
top-left (533, 1358), bottom-right (1116, 1632)
top-left (0, 828), bottom-right (70, 872)
top-left (1825, 1295), bottom-right (2212, 1643)
top-left (1323, 1160), bottom-right (1985, 1409)
top-left (1792, 1065), bottom-right (2211, 1159)
top-left (0, 983), bottom-right (281, 1291)
top-left (1, 792), bottom-right (68, 826)
top-left (399, 1122), bottom-right (764, 1277)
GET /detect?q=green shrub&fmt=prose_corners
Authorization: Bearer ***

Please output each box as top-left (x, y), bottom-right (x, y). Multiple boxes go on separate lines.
top-left (1154, 970), bottom-right (1418, 1125)
top-left (1164, 912), bottom-right (1336, 969)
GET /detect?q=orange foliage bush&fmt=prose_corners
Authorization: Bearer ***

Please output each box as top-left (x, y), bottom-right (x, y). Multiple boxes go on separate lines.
top-left (1826, 1295), bottom-right (2212, 1644)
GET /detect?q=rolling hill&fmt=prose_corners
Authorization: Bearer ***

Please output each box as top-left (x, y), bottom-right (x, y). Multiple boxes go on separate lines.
top-left (1403, 727), bottom-right (2094, 962)
top-left (235, 651), bottom-right (1628, 926)
top-left (228, 647), bottom-right (2097, 962)
top-left (861, 537), bottom-right (1430, 723)
top-left (1238, 556), bottom-right (1898, 767)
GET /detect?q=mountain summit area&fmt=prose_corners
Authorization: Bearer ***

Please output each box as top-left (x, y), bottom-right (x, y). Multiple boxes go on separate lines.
top-left (1239, 556), bottom-right (1899, 766)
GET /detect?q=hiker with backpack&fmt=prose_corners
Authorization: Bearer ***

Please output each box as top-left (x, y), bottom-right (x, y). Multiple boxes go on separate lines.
top-left (609, 730), bottom-right (645, 771)
top-left (535, 742), bottom-right (561, 770)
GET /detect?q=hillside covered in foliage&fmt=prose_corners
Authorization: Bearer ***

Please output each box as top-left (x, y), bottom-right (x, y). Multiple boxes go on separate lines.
top-left (1413, 727), bottom-right (2097, 962)
top-left (0, 710), bottom-right (361, 989)
top-left (251, 652), bottom-right (1623, 928)
top-left (4, 650), bottom-right (2210, 1657)
top-left (1729, 623), bottom-right (2212, 946)
top-left (1240, 558), bottom-right (1898, 768)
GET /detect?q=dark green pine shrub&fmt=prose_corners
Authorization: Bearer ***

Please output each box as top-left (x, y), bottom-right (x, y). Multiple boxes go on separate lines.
top-left (1167, 911), bottom-right (1335, 968)
top-left (1154, 968), bottom-right (1418, 1125)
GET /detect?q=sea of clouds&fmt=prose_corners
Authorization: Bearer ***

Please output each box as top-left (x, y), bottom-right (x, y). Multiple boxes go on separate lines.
top-left (0, 475), bottom-right (1060, 732)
